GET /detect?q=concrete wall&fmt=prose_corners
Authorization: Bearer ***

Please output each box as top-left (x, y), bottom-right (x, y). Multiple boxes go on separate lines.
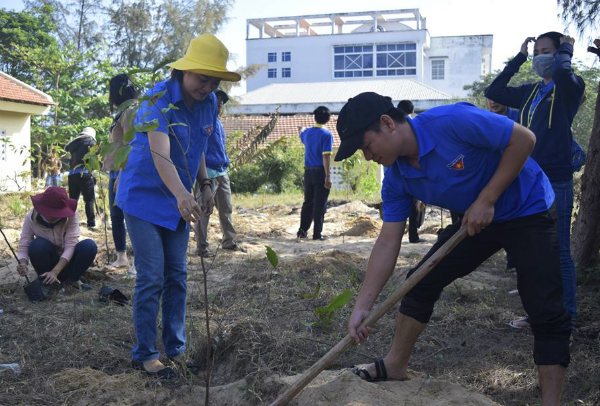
top-left (0, 108), bottom-right (32, 192)
top-left (246, 31), bottom-right (491, 98)
top-left (423, 35), bottom-right (493, 98)
top-left (246, 30), bottom-right (429, 91)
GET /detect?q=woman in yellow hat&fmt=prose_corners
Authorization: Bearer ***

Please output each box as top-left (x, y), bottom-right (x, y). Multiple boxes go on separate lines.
top-left (116, 33), bottom-right (240, 378)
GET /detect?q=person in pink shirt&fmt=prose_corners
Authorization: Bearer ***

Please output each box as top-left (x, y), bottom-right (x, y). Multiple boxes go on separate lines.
top-left (16, 186), bottom-right (97, 290)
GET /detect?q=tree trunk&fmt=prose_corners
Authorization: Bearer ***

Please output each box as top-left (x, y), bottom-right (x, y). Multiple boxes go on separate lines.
top-left (572, 63), bottom-right (600, 269)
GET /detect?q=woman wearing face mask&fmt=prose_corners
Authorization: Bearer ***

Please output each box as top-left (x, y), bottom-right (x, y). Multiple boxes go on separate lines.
top-left (485, 32), bottom-right (585, 329)
top-left (16, 186), bottom-right (97, 289)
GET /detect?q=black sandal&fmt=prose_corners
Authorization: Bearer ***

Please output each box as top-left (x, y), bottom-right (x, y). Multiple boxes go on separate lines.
top-left (131, 360), bottom-right (176, 379)
top-left (352, 358), bottom-right (388, 382)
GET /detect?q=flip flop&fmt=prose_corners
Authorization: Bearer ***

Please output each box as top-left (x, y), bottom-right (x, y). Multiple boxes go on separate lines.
top-left (352, 358), bottom-right (388, 382)
top-left (509, 316), bottom-right (530, 329)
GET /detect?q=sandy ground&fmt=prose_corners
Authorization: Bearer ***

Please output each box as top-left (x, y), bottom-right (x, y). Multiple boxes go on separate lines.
top-left (1, 197), bottom-right (598, 406)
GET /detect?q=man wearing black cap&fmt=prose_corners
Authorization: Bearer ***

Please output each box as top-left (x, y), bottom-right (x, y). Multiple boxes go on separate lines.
top-left (338, 92), bottom-right (569, 406)
top-left (194, 89), bottom-right (245, 257)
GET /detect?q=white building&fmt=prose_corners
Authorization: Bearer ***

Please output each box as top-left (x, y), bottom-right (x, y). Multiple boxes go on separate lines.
top-left (244, 9), bottom-right (492, 99)
top-left (0, 71), bottom-right (55, 192)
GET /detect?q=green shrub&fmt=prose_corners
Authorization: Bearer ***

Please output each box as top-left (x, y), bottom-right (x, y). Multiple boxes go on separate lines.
top-left (229, 137), bottom-right (304, 194)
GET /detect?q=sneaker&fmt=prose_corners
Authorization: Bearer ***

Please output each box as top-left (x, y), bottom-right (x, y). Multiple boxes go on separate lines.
top-left (223, 243), bottom-right (246, 253)
top-left (87, 224), bottom-right (97, 230)
top-left (297, 229), bottom-right (308, 239)
top-left (313, 235), bottom-right (328, 241)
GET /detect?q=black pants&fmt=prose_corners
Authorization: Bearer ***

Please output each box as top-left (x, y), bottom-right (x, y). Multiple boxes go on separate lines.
top-left (400, 208), bottom-right (571, 367)
top-left (408, 199), bottom-right (420, 242)
top-left (299, 167), bottom-right (330, 239)
top-left (68, 173), bottom-right (96, 227)
top-left (29, 237), bottom-right (97, 282)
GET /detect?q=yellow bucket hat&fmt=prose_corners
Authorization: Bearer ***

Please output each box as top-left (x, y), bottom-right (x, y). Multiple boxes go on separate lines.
top-left (168, 33), bottom-right (241, 82)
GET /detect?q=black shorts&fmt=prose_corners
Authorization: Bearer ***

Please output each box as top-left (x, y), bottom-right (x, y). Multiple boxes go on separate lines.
top-left (399, 207), bottom-right (571, 367)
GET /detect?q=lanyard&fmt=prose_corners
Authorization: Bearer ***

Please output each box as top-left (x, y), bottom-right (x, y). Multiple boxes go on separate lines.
top-left (520, 83), bottom-right (555, 129)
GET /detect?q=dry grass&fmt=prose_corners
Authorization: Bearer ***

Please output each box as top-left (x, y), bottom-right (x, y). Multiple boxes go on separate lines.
top-left (0, 192), bottom-right (599, 406)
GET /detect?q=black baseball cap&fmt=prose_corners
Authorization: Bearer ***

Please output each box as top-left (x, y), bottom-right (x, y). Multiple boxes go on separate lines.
top-left (215, 89), bottom-right (229, 104)
top-left (334, 92), bottom-right (394, 161)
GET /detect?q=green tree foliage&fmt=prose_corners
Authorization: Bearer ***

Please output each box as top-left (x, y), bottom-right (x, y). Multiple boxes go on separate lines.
top-left (107, 0), bottom-right (233, 69)
top-left (0, 5), bottom-right (57, 81)
top-left (24, 0), bottom-right (104, 53)
top-left (558, 0), bottom-right (600, 37)
top-left (229, 136), bottom-right (305, 194)
top-left (1, 1), bottom-right (255, 179)
top-left (464, 58), bottom-right (600, 150)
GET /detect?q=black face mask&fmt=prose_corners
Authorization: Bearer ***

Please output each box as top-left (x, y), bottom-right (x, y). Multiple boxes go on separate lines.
top-left (36, 213), bottom-right (60, 229)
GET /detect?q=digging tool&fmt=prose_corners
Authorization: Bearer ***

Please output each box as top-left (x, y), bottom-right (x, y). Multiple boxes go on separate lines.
top-left (0, 227), bottom-right (46, 302)
top-left (269, 226), bottom-right (469, 406)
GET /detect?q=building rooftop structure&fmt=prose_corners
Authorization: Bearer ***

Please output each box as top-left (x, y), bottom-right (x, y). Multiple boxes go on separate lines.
top-left (228, 78), bottom-right (452, 115)
top-left (246, 9), bottom-right (426, 39)
top-left (0, 71), bottom-right (56, 107)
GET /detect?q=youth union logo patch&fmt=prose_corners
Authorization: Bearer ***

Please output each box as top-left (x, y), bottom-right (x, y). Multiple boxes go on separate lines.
top-left (203, 125), bottom-right (212, 135)
top-left (447, 154), bottom-right (465, 170)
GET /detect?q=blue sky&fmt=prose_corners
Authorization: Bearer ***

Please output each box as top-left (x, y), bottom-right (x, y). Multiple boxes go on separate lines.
top-left (1, 0), bottom-right (597, 95)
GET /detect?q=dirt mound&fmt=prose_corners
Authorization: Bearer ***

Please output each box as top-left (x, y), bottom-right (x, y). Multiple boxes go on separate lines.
top-left (279, 370), bottom-right (501, 406)
top-left (49, 367), bottom-right (254, 406)
top-left (327, 201), bottom-right (377, 216)
top-left (49, 367), bottom-right (500, 406)
top-left (344, 216), bottom-right (381, 237)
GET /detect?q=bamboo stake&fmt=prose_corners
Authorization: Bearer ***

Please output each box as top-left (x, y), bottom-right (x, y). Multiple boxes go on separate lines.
top-left (269, 226), bottom-right (469, 406)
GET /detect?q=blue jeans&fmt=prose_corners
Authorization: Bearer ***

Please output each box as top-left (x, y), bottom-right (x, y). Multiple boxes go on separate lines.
top-left (29, 237), bottom-right (97, 282)
top-left (45, 174), bottom-right (61, 187)
top-left (125, 213), bottom-right (189, 362)
top-left (551, 180), bottom-right (577, 320)
top-left (109, 175), bottom-right (127, 252)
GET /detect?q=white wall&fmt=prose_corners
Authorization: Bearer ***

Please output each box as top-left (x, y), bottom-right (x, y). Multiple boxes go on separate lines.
top-left (246, 31), bottom-right (492, 98)
top-left (246, 30), bottom-right (429, 91)
top-left (0, 110), bottom-right (32, 192)
top-left (423, 35), bottom-right (493, 98)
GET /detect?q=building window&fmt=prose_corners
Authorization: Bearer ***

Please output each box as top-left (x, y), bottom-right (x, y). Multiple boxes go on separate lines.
top-left (282, 52), bottom-right (291, 62)
top-left (333, 45), bottom-right (374, 78)
top-left (0, 129), bottom-right (7, 162)
top-left (375, 43), bottom-right (417, 76)
top-left (268, 68), bottom-right (277, 78)
top-left (282, 67), bottom-right (291, 78)
top-left (268, 52), bottom-right (277, 62)
top-left (432, 60), bottom-right (445, 80)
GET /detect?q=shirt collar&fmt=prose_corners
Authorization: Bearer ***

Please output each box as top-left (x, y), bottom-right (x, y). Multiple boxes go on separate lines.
top-left (167, 78), bottom-right (185, 106)
top-left (539, 80), bottom-right (554, 94)
top-left (314, 124), bottom-right (324, 128)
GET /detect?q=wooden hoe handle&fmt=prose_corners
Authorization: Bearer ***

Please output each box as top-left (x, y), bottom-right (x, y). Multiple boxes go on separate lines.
top-left (269, 226), bottom-right (469, 406)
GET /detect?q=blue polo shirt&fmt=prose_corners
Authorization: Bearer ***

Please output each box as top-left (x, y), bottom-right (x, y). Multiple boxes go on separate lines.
top-left (506, 107), bottom-right (519, 122)
top-left (300, 126), bottom-right (333, 167)
top-left (205, 117), bottom-right (230, 173)
top-left (382, 103), bottom-right (554, 223)
top-left (116, 78), bottom-right (217, 231)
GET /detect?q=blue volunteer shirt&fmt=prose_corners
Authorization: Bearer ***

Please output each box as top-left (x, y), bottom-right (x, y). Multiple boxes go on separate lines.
top-left (300, 125), bottom-right (333, 167)
top-left (116, 77), bottom-right (217, 231)
top-left (382, 103), bottom-right (555, 223)
top-left (506, 107), bottom-right (519, 122)
top-left (205, 117), bottom-right (230, 173)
